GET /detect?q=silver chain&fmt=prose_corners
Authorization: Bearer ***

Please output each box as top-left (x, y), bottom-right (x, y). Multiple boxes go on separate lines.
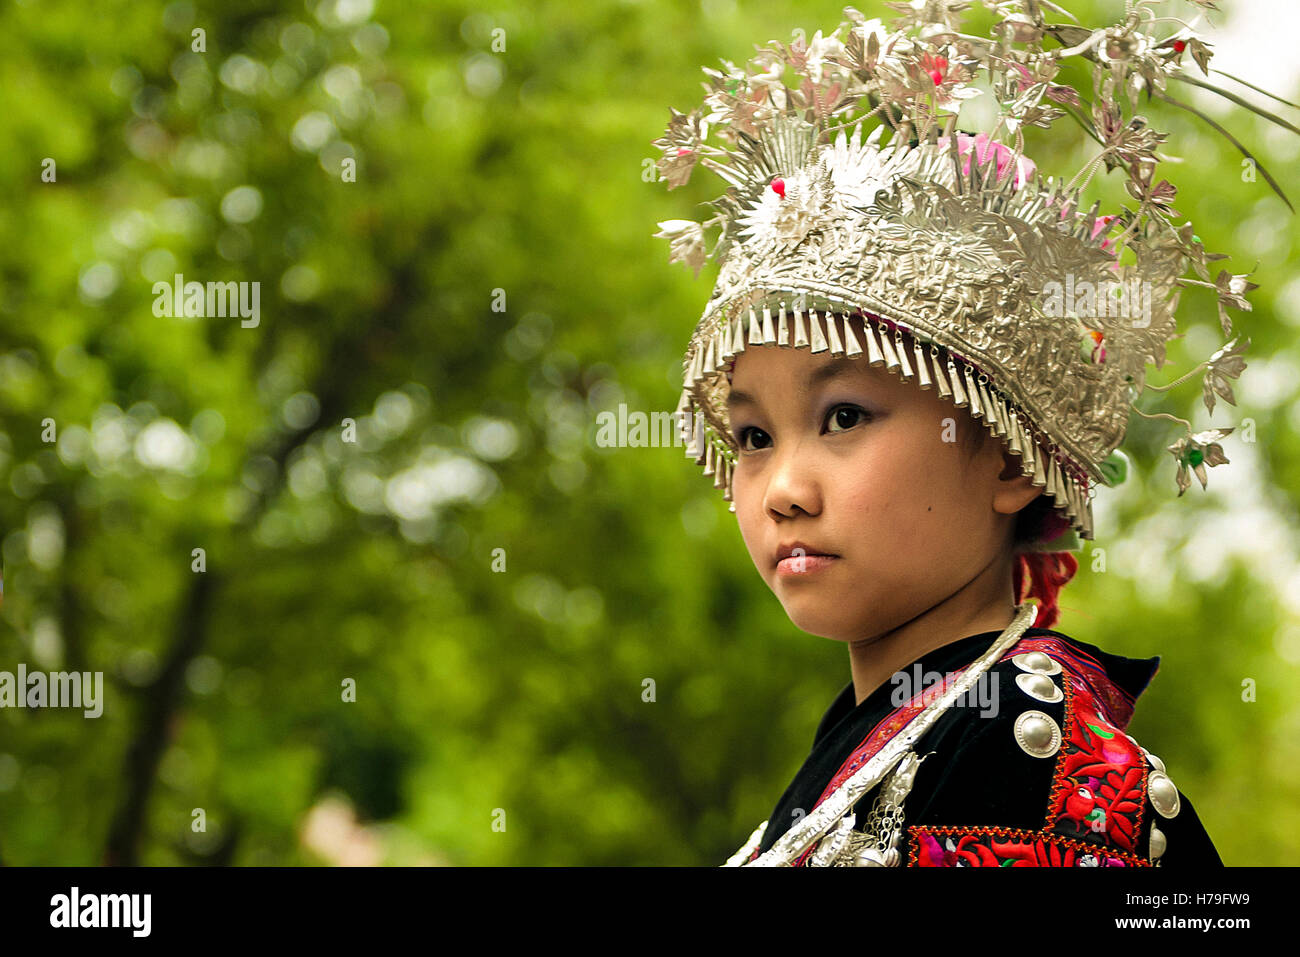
top-left (820, 749), bottom-right (933, 866)
top-left (862, 792), bottom-right (907, 851)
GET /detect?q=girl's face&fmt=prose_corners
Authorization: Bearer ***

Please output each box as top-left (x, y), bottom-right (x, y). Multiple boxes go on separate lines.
top-left (726, 320), bottom-right (1037, 643)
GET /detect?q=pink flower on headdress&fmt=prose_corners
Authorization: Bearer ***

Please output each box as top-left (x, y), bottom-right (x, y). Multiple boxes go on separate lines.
top-left (1052, 200), bottom-right (1122, 268)
top-left (1090, 214), bottom-right (1117, 250)
top-left (936, 132), bottom-right (1036, 189)
top-left (1087, 212), bottom-right (1123, 272)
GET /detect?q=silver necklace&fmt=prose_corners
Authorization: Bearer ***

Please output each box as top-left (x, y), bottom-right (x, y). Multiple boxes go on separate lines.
top-left (723, 602), bottom-right (1040, 867)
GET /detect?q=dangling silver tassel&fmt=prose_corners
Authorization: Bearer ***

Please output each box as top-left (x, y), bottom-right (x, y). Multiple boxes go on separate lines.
top-left (748, 307), bottom-right (763, 345)
top-left (1006, 409), bottom-right (1023, 455)
top-left (722, 461), bottom-right (734, 502)
top-left (686, 346), bottom-right (703, 387)
top-left (1045, 456), bottom-right (1060, 497)
top-left (794, 302), bottom-right (809, 349)
top-left (864, 318), bottom-right (885, 367)
top-left (1031, 442), bottom-right (1047, 486)
top-left (894, 330), bottom-right (914, 380)
top-left (703, 335), bottom-right (718, 374)
top-left (932, 351), bottom-right (952, 400)
top-left (964, 366), bottom-right (983, 419)
top-left (809, 308), bottom-right (829, 353)
top-left (735, 314), bottom-right (750, 356)
top-left (713, 452), bottom-right (728, 489)
top-left (720, 320), bottom-right (737, 362)
top-left (761, 304), bottom-right (777, 344)
top-left (1014, 442), bottom-right (1035, 479)
top-left (988, 388), bottom-right (1008, 438)
top-left (777, 301), bottom-right (790, 347)
top-left (947, 358), bottom-right (967, 407)
top-left (687, 410), bottom-right (704, 460)
top-left (703, 439), bottom-right (716, 477)
top-left (878, 324), bottom-right (901, 371)
top-left (843, 315), bottom-right (864, 358)
top-left (977, 378), bottom-right (996, 429)
top-left (825, 311), bottom-right (845, 356)
top-left (913, 340), bottom-right (932, 389)
top-left (987, 390), bottom-right (1006, 437)
top-left (1017, 426), bottom-right (1036, 475)
top-left (677, 408), bottom-right (691, 455)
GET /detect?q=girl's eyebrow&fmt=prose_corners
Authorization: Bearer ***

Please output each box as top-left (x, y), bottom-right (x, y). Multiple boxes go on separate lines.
top-left (726, 358), bottom-right (869, 412)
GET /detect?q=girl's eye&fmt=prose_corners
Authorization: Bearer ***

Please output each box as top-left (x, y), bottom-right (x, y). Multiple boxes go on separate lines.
top-left (825, 404), bottom-right (871, 433)
top-left (735, 405), bottom-right (870, 451)
top-left (735, 426), bottom-right (771, 452)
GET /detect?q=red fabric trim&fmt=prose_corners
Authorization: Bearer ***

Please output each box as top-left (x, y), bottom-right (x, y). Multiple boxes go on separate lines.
top-left (1001, 635), bottom-right (1140, 730)
top-left (1038, 643), bottom-right (1149, 854)
top-left (908, 825), bottom-right (1150, 867)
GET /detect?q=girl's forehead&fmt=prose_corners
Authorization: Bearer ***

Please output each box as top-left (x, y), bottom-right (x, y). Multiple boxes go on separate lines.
top-left (725, 346), bottom-right (892, 389)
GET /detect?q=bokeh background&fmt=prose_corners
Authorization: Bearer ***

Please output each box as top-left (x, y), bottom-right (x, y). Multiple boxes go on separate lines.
top-left (1, 0), bottom-right (1297, 865)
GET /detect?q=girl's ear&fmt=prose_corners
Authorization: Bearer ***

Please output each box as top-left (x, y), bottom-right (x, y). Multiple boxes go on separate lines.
top-left (993, 448), bottom-right (1043, 517)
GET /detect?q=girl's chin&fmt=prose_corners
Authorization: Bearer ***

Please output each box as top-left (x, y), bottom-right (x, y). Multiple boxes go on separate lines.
top-left (779, 605), bottom-right (863, 641)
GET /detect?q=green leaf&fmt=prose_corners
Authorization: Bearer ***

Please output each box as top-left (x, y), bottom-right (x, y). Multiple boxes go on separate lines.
top-left (1099, 449), bottom-right (1129, 487)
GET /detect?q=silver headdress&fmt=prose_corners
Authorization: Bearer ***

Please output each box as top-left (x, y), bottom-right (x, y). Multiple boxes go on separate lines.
top-left (654, 1), bottom-right (1294, 547)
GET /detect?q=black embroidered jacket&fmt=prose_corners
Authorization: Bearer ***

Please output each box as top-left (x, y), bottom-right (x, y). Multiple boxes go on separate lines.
top-left (744, 626), bottom-right (1221, 867)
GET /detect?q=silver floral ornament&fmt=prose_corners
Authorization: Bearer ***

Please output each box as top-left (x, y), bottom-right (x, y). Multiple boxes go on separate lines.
top-left (1201, 336), bottom-right (1249, 416)
top-left (653, 220), bottom-right (708, 279)
top-left (1166, 429), bottom-right (1232, 496)
top-left (1214, 270), bottom-right (1259, 336)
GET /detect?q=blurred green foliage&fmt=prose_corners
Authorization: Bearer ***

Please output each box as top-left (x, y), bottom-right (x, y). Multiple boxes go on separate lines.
top-left (0, 0), bottom-right (1297, 866)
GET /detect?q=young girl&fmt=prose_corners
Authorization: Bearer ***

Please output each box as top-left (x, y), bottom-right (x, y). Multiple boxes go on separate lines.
top-left (653, 4), bottom-right (1288, 867)
top-left (718, 314), bottom-right (1219, 866)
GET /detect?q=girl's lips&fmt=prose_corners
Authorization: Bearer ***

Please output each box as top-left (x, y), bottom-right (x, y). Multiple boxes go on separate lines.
top-left (776, 554), bottom-right (838, 576)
